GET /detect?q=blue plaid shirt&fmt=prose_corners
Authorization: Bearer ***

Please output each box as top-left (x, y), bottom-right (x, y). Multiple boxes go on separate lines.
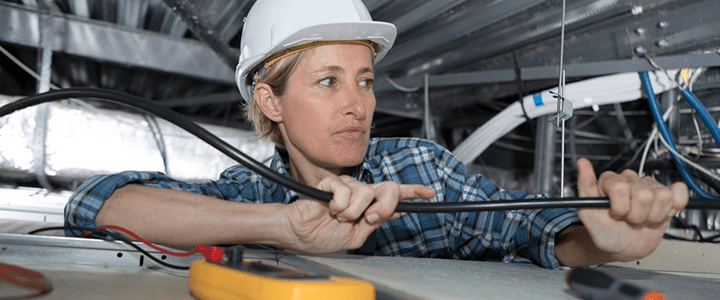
top-left (65, 137), bottom-right (579, 269)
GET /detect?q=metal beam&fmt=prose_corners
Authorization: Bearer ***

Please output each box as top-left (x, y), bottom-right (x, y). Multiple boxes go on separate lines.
top-left (401, 0), bottom-right (630, 76)
top-left (160, 0), bottom-right (240, 70)
top-left (0, 2), bottom-right (234, 84)
top-left (374, 52), bottom-right (720, 94)
top-left (377, 0), bottom-right (546, 70)
top-left (157, 91), bottom-right (243, 107)
top-left (374, 52), bottom-right (720, 118)
top-left (523, 53), bottom-right (720, 80)
top-left (391, 0), bottom-right (466, 34)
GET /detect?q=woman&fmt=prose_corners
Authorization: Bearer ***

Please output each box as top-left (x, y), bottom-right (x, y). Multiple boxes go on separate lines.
top-left (65, 0), bottom-right (687, 269)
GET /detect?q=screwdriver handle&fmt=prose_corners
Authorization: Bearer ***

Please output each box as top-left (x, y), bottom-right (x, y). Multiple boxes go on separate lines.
top-left (566, 267), bottom-right (665, 300)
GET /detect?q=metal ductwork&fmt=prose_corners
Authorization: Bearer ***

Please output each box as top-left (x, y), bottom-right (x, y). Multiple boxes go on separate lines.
top-left (0, 94), bottom-right (273, 188)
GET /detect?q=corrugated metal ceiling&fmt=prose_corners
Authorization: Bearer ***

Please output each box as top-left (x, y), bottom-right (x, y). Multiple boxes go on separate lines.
top-left (0, 0), bottom-right (718, 140)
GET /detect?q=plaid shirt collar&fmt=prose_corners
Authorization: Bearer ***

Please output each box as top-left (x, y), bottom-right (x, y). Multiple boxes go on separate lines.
top-left (269, 141), bottom-right (379, 204)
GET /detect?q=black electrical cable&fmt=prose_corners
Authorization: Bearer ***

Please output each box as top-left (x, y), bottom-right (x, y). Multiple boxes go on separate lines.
top-left (1, 88), bottom-right (718, 213)
top-left (663, 233), bottom-right (720, 243)
top-left (0, 88), bottom-right (332, 202)
top-left (396, 196), bottom-right (720, 213)
top-left (672, 216), bottom-right (706, 240)
top-left (27, 226), bottom-right (191, 270)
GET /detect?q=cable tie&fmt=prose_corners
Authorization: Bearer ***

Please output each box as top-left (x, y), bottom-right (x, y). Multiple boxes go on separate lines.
top-left (519, 97), bottom-right (531, 120)
top-left (512, 51), bottom-right (530, 120)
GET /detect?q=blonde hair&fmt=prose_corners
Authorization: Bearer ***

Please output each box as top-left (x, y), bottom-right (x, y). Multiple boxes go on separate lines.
top-left (243, 50), bottom-right (308, 148)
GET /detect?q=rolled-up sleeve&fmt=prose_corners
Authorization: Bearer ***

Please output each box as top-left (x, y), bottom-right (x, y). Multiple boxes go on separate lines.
top-left (64, 171), bottom-right (226, 237)
top-left (442, 153), bottom-right (581, 269)
top-left (367, 138), bottom-right (580, 269)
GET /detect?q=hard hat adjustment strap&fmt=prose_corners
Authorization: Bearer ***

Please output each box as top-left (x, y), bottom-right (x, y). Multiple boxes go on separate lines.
top-left (253, 40), bottom-right (378, 83)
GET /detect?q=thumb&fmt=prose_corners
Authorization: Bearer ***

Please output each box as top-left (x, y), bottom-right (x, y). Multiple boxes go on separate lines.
top-left (576, 158), bottom-right (601, 197)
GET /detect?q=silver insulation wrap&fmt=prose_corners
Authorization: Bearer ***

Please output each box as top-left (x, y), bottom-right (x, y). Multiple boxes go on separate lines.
top-left (0, 95), bottom-right (274, 185)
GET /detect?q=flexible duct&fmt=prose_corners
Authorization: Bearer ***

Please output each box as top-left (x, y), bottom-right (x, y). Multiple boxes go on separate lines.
top-left (0, 95), bottom-right (273, 186)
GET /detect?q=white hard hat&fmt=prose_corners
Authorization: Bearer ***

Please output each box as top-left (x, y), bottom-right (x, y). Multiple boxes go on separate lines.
top-left (235, 0), bottom-right (397, 101)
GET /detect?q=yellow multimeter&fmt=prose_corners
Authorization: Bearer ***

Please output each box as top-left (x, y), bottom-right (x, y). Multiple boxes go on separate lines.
top-left (188, 247), bottom-right (375, 300)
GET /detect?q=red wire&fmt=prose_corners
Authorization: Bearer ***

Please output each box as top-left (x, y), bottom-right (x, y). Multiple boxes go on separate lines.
top-left (93, 225), bottom-right (198, 257)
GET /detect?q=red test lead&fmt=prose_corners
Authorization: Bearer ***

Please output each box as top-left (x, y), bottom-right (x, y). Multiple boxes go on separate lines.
top-left (196, 245), bottom-right (224, 262)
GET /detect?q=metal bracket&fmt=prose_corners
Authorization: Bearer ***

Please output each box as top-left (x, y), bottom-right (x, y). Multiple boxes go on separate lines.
top-left (548, 90), bottom-right (574, 127)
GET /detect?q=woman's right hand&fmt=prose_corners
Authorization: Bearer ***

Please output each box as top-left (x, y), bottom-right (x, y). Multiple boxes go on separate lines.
top-left (280, 175), bottom-right (436, 253)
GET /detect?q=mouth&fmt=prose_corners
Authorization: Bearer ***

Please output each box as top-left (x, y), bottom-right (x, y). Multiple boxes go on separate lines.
top-left (335, 126), bottom-right (366, 138)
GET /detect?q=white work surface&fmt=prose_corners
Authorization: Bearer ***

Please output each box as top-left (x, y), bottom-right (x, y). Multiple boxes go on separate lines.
top-left (2, 228), bottom-right (720, 300)
top-left (297, 253), bottom-right (720, 300)
top-left (4, 253), bottom-right (719, 300)
top-left (0, 263), bottom-right (193, 299)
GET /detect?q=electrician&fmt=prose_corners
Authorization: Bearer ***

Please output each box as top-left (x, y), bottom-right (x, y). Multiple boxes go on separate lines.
top-left (65, 0), bottom-right (688, 269)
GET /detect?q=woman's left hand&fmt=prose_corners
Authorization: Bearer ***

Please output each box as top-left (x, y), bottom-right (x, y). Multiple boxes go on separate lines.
top-left (574, 157), bottom-right (689, 262)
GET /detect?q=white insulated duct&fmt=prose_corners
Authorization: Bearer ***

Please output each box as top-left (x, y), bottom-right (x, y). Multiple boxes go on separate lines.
top-left (452, 70), bottom-right (680, 165)
top-left (0, 95), bottom-right (274, 186)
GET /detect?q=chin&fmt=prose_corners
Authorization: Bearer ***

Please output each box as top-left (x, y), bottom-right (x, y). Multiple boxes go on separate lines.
top-left (331, 153), bottom-right (365, 167)
top-left (330, 145), bottom-right (368, 167)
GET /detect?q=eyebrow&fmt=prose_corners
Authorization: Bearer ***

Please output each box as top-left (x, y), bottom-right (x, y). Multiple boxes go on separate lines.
top-left (313, 66), bottom-right (375, 76)
top-left (358, 67), bottom-right (374, 76)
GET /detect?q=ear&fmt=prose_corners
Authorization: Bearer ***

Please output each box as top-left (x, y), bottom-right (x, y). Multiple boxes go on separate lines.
top-left (253, 83), bottom-right (283, 122)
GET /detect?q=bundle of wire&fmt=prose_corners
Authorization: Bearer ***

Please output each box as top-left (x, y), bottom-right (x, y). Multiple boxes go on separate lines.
top-left (0, 88), bottom-right (718, 213)
top-left (640, 71), bottom-right (720, 199)
top-left (453, 70), bottom-right (679, 165)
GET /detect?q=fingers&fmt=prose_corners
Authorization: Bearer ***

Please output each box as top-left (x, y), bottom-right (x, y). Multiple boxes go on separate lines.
top-left (669, 181), bottom-right (689, 216)
top-left (333, 176), bottom-right (375, 223)
top-left (366, 183), bottom-right (437, 224)
top-left (362, 182), bottom-right (400, 224)
top-left (316, 176), bottom-right (351, 216)
top-left (598, 168), bottom-right (687, 226)
top-left (399, 184), bottom-right (437, 201)
top-left (319, 174), bottom-right (436, 225)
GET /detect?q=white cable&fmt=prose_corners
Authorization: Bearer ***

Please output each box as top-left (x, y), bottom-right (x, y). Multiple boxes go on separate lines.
top-left (453, 70), bottom-right (679, 165)
top-left (688, 67), bottom-right (705, 92)
top-left (657, 131), bottom-right (720, 184)
top-left (645, 56), bottom-right (683, 90)
top-left (384, 75), bottom-right (420, 92)
top-left (638, 128), bottom-right (658, 177)
top-left (0, 44), bottom-right (96, 111)
top-left (692, 113), bottom-right (703, 155)
top-left (0, 45), bottom-right (52, 88)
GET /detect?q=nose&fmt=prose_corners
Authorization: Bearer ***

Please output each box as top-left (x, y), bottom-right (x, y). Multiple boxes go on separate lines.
top-left (342, 88), bottom-right (369, 120)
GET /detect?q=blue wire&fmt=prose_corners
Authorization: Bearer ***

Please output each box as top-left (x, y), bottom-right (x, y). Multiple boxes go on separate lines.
top-left (680, 88), bottom-right (720, 149)
top-left (640, 72), bottom-right (717, 199)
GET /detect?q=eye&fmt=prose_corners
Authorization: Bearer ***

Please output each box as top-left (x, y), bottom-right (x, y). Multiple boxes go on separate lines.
top-left (359, 78), bottom-right (374, 88)
top-left (319, 77), bottom-right (336, 87)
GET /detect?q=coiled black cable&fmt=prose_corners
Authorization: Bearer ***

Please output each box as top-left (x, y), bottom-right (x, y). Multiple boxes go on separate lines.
top-left (1, 88), bottom-right (718, 212)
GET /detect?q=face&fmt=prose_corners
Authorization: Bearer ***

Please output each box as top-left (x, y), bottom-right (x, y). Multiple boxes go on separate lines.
top-left (273, 44), bottom-right (376, 172)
